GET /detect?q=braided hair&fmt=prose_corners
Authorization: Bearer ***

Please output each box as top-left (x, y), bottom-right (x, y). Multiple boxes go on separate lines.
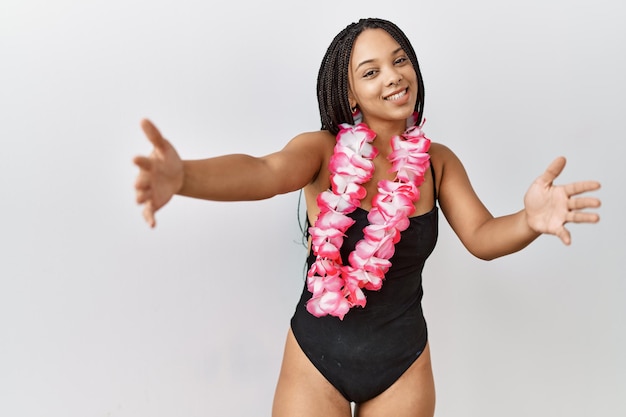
top-left (317, 18), bottom-right (425, 135)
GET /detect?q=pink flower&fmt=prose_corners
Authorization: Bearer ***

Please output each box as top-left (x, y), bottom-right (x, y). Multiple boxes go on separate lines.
top-left (343, 266), bottom-right (384, 291)
top-left (306, 290), bottom-right (350, 319)
top-left (309, 226), bottom-right (344, 259)
top-left (315, 210), bottom-right (356, 232)
top-left (349, 250), bottom-right (392, 275)
top-left (342, 274), bottom-right (367, 307)
top-left (373, 193), bottom-right (415, 218)
top-left (331, 152), bottom-right (368, 179)
top-left (307, 270), bottom-right (343, 296)
top-left (389, 133), bottom-right (431, 182)
top-left (308, 258), bottom-right (340, 278)
top-left (337, 124), bottom-right (378, 159)
top-left (331, 176), bottom-right (367, 201)
top-left (377, 180), bottom-right (420, 201)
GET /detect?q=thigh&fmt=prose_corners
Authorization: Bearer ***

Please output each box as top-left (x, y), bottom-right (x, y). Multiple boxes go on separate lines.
top-left (272, 328), bottom-right (352, 417)
top-left (354, 342), bottom-right (436, 417)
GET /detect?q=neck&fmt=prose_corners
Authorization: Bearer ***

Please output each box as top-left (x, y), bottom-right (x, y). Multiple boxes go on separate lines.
top-left (362, 117), bottom-right (409, 152)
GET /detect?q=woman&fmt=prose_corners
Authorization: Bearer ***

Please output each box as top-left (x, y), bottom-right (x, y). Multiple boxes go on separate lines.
top-left (133, 18), bottom-right (601, 417)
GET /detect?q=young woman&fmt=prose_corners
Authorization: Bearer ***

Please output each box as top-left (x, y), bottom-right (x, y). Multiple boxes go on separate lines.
top-left (133, 18), bottom-right (601, 417)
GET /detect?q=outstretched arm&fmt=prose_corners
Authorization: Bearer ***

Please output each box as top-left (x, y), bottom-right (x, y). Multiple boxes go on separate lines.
top-left (133, 119), bottom-right (328, 227)
top-left (435, 145), bottom-right (601, 260)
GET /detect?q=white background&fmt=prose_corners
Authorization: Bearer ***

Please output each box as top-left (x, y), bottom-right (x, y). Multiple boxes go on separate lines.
top-left (1, 0), bottom-right (624, 416)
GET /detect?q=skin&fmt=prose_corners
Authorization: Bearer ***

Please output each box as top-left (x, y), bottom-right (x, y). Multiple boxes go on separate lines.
top-left (133, 28), bottom-right (601, 417)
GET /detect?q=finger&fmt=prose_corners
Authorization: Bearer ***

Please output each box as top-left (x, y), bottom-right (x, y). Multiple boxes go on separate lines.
top-left (133, 155), bottom-right (153, 171)
top-left (537, 156), bottom-right (566, 186)
top-left (143, 202), bottom-right (156, 228)
top-left (134, 167), bottom-right (153, 190)
top-left (564, 180), bottom-right (602, 197)
top-left (134, 176), bottom-right (151, 191)
top-left (135, 188), bottom-right (152, 204)
top-left (567, 211), bottom-right (600, 224)
top-left (555, 225), bottom-right (571, 246)
top-left (568, 197), bottom-right (602, 211)
top-left (140, 118), bottom-right (167, 151)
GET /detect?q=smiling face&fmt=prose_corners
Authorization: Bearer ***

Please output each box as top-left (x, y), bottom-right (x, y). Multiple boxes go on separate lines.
top-left (348, 29), bottom-right (418, 130)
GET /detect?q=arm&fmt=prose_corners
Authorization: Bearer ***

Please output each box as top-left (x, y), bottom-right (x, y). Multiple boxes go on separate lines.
top-left (133, 119), bottom-right (329, 227)
top-left (434, 144), bottom-right (601, 260)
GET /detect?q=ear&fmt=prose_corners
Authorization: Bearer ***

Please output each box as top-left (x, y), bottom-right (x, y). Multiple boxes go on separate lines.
top-left (348, 91), bottom-right (357, 111)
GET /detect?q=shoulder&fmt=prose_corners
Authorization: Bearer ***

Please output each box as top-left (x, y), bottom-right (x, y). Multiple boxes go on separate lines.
top-left (274, 129), bottom-right (336, 162)
top-left (283, 129), bottom-right (335, 169)
top-left (267, 130), bottom-right (336, 188)
top-left (429, 142), bottom-right (456, 160)
top-left (285, 130), bottom-right (335, 152)
top-left (428, 142), bottom-right (463, 175)
top-left (284, 130), bottom-right (336, 194)
top-left (428, 142), bottom-right (475, 201)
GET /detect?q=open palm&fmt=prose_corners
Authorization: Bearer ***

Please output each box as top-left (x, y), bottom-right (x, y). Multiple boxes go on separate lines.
top-left (524, 156), bottom-right (601, 245)
top-left (133, 119), bottom-right (184, 227)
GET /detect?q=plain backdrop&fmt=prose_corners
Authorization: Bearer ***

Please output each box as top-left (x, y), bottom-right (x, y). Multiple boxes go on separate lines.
top-left (1, 0), bottom-right (624, 416)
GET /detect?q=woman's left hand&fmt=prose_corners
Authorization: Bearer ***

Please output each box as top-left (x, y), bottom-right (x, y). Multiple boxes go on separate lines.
top-left (524, 156), bottom-right (601, 245)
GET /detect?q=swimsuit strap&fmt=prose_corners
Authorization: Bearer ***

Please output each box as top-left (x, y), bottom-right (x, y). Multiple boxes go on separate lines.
top-left (430, 162), bottom-right (437, 201)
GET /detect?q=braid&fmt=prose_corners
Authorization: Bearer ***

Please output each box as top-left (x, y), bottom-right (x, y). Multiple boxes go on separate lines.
top-left (316, 26), bottom-right (355, 134)
top-left (317, 18), bottom-right (425, 135)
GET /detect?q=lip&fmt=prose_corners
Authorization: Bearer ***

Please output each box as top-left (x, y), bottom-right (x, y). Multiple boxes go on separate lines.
top-left (383, 87), bottom-right (410, 104)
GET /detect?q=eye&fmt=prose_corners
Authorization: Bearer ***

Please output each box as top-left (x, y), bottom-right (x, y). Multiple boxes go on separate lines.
top-left (394, 56), bottom-right (409, 65)
top-left (362, 69), bottom-right (378, 78)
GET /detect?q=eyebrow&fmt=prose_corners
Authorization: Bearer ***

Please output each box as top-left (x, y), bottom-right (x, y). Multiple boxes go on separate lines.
top-left (355, 47), bottom-right (404, 71)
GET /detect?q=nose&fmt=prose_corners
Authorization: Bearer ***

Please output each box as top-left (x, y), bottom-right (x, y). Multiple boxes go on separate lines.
top-left (387, 68), bottom-right (403, 86)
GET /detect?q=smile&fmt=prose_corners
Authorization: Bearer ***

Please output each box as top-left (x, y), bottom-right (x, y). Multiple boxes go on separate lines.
top-left (384, 88), bottom-right (407, 101)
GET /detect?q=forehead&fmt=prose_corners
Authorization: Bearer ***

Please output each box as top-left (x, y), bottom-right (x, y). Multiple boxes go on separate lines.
top-left (350, 28), bottom-right (402, 64)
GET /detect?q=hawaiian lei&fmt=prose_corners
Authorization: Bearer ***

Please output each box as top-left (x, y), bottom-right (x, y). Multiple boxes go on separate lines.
top-left (306, 112), bottom-right (431, 320)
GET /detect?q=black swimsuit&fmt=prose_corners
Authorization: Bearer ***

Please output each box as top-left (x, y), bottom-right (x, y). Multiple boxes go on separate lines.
top-left (290, 165), bottom-right (438, 403)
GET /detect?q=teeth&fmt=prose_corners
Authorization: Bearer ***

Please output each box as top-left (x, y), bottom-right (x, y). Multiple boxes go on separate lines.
top-left (385, 90), bottom-right (406, 101)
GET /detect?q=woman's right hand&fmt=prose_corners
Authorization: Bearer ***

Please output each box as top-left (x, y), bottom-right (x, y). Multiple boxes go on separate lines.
top-left (133, 119), bottom-right (184, 227)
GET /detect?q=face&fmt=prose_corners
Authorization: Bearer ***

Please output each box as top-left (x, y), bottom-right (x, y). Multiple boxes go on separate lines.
top-left (348, 29), bottom-right (418, 127)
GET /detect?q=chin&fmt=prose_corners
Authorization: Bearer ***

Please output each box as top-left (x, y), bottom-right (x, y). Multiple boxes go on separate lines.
top-left (398, 106), bottom-right (416, 119)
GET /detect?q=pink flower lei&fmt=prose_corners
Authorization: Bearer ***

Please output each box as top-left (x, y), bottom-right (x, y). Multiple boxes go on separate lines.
top-left (306, 112), bottom-right (431, 320)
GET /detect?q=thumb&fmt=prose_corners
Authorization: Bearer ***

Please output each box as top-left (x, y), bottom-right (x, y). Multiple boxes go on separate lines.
top-left (556, 224), bottom-right (572, 246)
top-left (140, 118), bottom-right (167, 150)
top-left (537, 156), bottom-right (566, 186)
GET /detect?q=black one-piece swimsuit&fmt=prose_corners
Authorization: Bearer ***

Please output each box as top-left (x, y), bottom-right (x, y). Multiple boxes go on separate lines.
top-left (290, 166), bottom-right (439, 403)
